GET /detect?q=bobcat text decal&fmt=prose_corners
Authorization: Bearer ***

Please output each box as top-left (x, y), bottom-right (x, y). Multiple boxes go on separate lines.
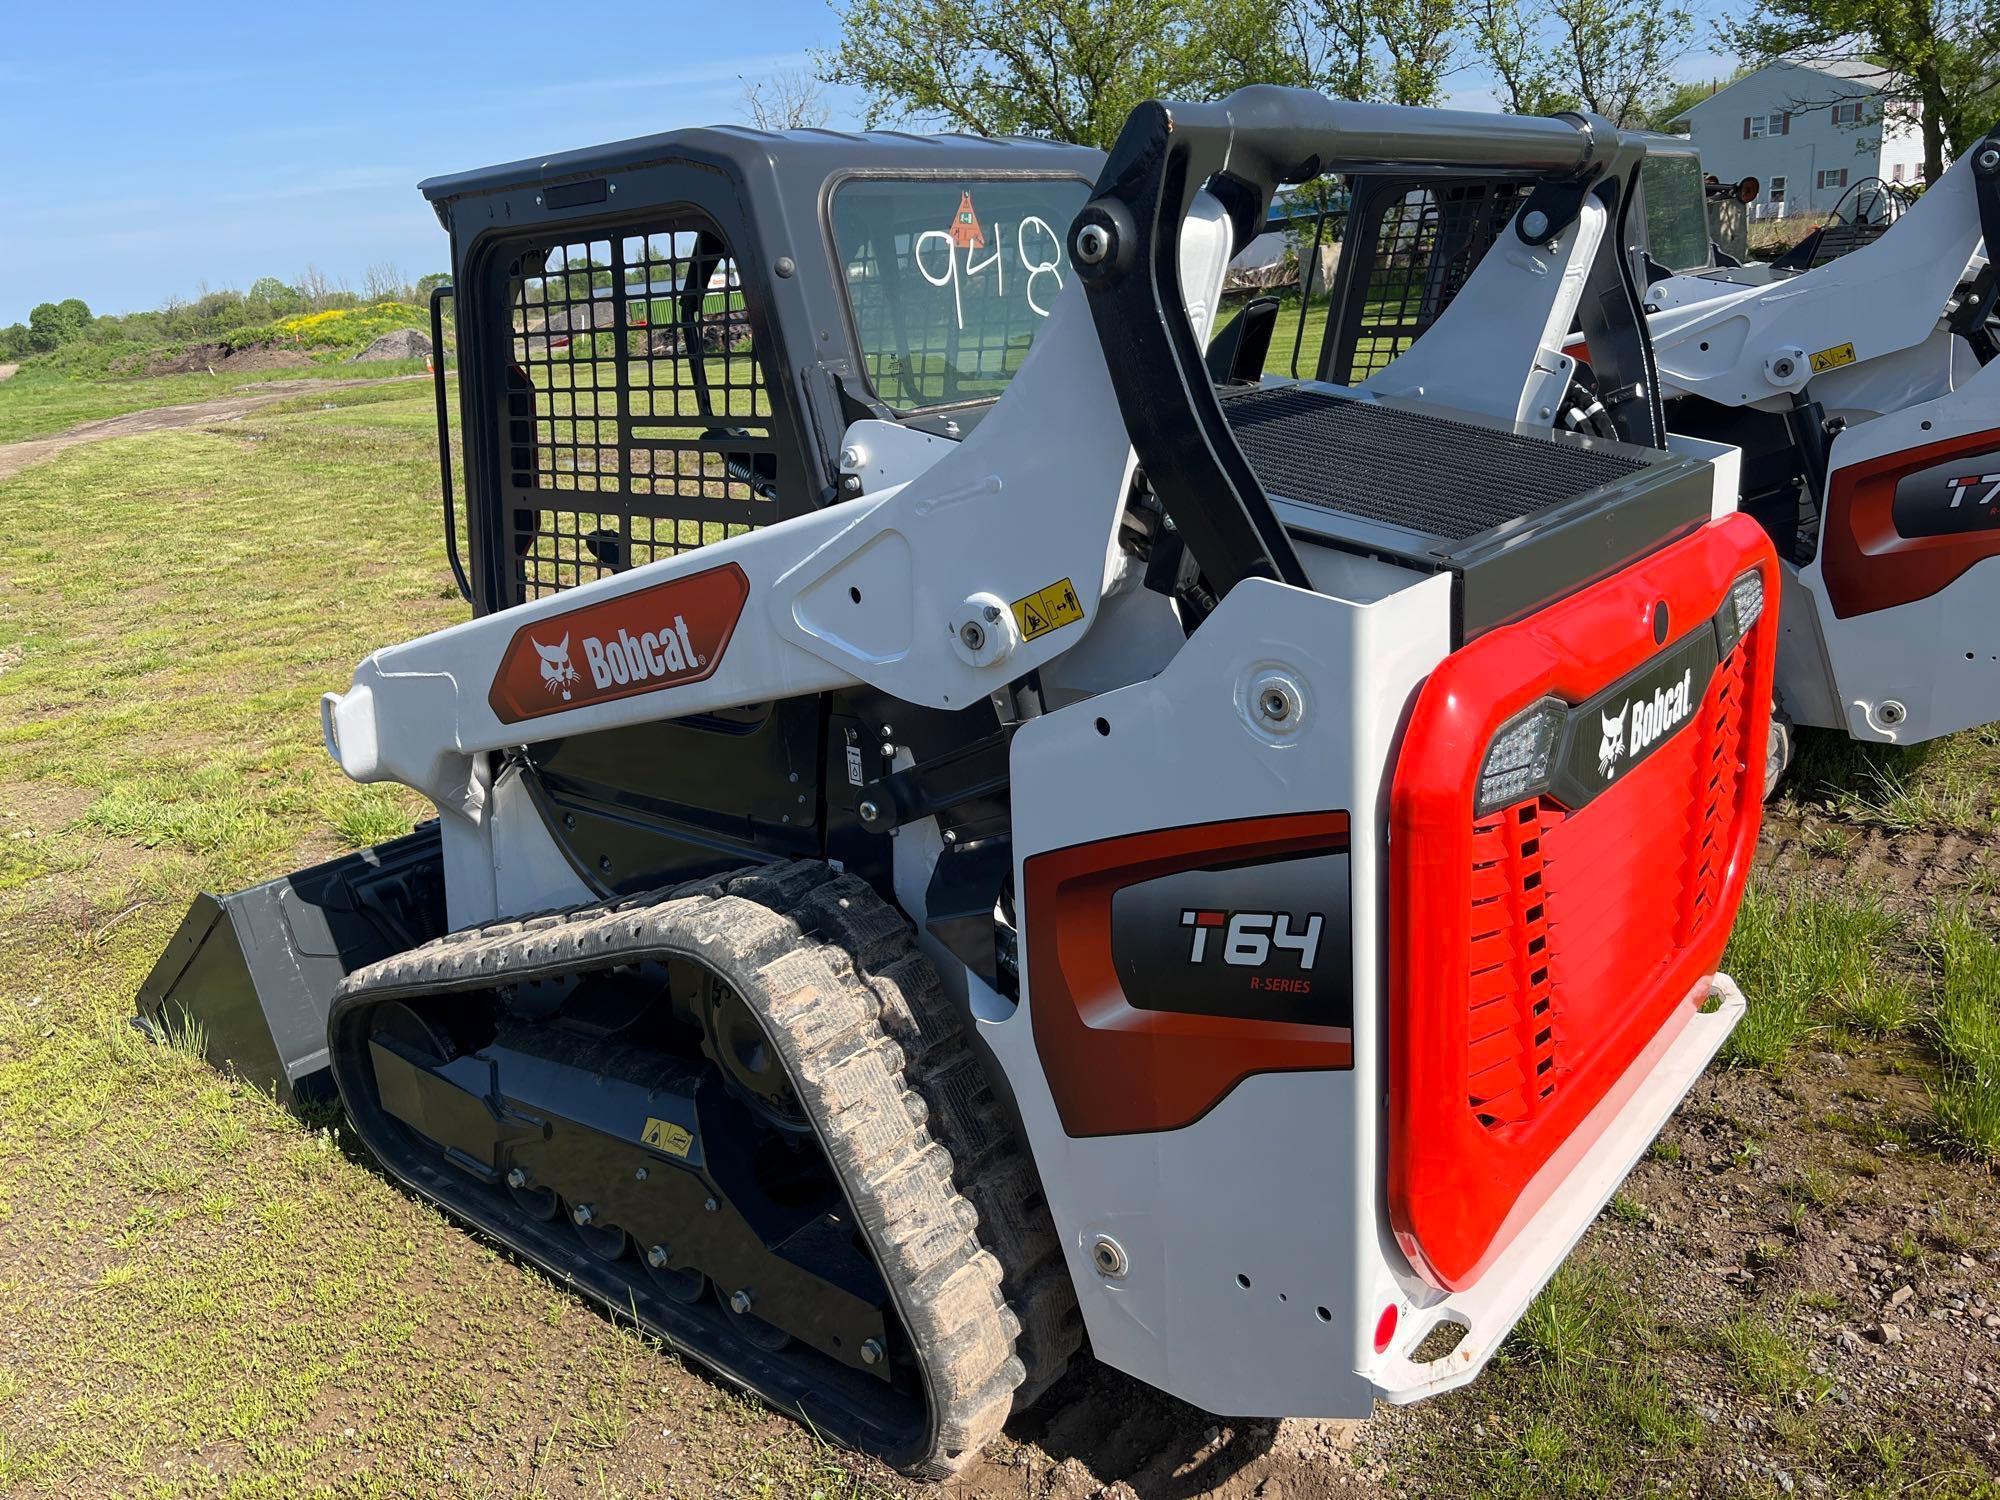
top-left (1597, 669), bottom-right (1694, 781)
top-left (488, 562), bottom-right (751, 724)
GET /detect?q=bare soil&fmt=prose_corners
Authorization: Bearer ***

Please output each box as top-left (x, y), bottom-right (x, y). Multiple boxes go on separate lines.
top-left (0, 375), bottom-right (423, 480)
top-left (139, 340), bottom-right (315, 377)
top-left (0, 362), bottom-right (18, 382)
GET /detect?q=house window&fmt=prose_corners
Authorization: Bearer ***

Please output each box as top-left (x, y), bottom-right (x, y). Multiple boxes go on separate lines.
top-left (1746, 114), bottom-right (1766, 138)
top-left (1745, 112), bottom-right (1788, 138)
top-left (1817, 168), bottom-right (1849, 191)
top-left (1892, 162), bottom-right (1907, 182)
top-left (1831, 101), bottom-right (1865, 126)
top-left (1769, 176), bottom-right (1787, 204)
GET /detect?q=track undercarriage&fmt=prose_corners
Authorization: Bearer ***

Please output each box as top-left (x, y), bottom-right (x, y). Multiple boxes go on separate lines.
top-left (328, 862), bottom-right (1078, 1475)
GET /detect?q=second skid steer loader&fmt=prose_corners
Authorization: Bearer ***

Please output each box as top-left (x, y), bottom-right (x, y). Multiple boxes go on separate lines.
top-left (138, 89), bottom-right (1776, 1474)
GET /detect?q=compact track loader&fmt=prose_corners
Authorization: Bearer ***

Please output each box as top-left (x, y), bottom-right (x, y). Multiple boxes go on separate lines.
top-left (1277, 127), bottom-right (1999, 788)
top-left (139, 89), bottom-right (1778, 1474)
top-left (1642, 131), bottom-right (1999, 766)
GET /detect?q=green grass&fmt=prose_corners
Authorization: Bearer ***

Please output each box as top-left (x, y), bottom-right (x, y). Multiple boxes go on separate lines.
top-left (0, 361), bottom-right (430, 445)
top-left (1392, 1262), bottom-right (1701, 1498)
top-left (1783, 725), bottom-right (2000, 834)
top-left (1927, 907), bottom-right (2000, 1159)
top-left (0, 393), bottom-right (901, 1498)
top-left (1721, 882), bottom-right (1905, 1068)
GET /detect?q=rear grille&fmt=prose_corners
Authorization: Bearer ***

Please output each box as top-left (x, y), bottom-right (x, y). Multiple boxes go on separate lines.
top-left (1468, 647), bottom-right (1752, 1132)
top-left (1219, 384), bottom-right (1648, 541)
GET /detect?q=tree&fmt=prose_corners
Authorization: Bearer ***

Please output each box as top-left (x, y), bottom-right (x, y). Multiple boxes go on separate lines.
top-left (821, 0), bottom-right (1302, 150)
top-left (1368, 0), bottom-right (1460, 106)
top-left (415, 271), bottom-right (453, 302)
top-left (363, 262), bottom-right (407, 302)
top-left (0, 324), bottom-right (29, 361)
top-left (26, 298), bottom-right (91, 352)
top-left (1468, 0), bottom-right (1694, 125)
top-left (741, 68), bottom-right (833, 130)
top-left (1721, 0), bottom-right (2000, 182)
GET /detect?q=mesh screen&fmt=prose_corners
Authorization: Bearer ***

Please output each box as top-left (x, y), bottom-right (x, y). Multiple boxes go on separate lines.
top-left (1220, 384), bottom-right (1647, 542)
top-left (503, 221), bottom-right (780, 602)
top-left (1338, 181), bottom-right (1529, 385)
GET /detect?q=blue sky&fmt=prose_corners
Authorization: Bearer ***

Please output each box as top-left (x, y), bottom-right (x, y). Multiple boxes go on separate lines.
top-left (0, 2), bottom-right (1731, 325)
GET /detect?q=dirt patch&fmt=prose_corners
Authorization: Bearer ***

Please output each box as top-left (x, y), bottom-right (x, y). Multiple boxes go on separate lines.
top-left (349, 329), bottom-right (431, 363)
top-left (1763, 810), bottom-right (2000, 916)
top-left (0, 375), bottom-right (425, 482)
top-left (0, 363), bottom-right (18, 383)
top-left (142, 340), bottom-right (314, 377)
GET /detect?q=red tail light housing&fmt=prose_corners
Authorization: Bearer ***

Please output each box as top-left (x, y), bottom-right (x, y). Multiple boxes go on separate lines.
top-left (1388, 515), bottom-right (1777, 1290)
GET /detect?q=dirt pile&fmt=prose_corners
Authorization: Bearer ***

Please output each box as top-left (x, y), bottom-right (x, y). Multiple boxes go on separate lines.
top-left (350, 329), bottom-right (432, 363)
top-left (144, 341), bottom-right (312, 376)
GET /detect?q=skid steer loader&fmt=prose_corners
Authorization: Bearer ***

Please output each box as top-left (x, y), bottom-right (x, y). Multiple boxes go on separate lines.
top-left (137, 88), bottom-right (1778, 1474)
top-left (1276, 126), bottom-right (1999, 786)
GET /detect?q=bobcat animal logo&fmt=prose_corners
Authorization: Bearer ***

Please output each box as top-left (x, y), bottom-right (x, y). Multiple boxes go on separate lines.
top-left (1597, 702), bottom-right (1629, 780)
top-left (532, 634), bottom-right (579, 701)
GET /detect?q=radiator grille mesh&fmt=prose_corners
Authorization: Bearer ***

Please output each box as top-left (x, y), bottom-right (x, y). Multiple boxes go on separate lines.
top-left (1220, 384), bottom-right (1648, 542)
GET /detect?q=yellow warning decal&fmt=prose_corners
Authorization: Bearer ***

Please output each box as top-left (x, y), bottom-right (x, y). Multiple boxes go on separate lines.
top-left (1810, 342), bottom-right (1857, 374)
top-left (1011, 577), bottom-right (1085, 642)
top-left (641, 1117), bottom-right (694, 1158)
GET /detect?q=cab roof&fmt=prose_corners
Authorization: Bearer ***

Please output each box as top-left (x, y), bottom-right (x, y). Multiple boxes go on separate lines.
top-left (418, 125), bottom-right (1103, 208)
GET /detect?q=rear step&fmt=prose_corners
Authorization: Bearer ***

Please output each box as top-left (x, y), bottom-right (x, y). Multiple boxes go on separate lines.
top-left (327, 861), bottom-right (1078, 1477)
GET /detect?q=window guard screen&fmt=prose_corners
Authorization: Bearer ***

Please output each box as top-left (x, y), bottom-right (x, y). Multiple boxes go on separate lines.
top-left (502, 218), bottom-right (781, 603)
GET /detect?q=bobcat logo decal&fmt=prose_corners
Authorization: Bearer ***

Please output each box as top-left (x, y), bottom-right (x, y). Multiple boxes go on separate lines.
top-left (532, 634), bottom-right (579, 701)
top-left (1597, 703), bottom-right (1628, 780)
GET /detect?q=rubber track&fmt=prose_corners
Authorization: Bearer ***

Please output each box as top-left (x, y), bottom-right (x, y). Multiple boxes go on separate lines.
top-left (336, 859), bottom-right (1075, 1475)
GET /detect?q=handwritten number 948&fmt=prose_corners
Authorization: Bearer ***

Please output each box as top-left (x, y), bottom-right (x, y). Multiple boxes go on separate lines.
top-left (913, 217), bottom-right (1065, 330)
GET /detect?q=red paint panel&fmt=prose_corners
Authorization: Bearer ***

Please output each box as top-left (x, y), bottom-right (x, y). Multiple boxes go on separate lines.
top-left (1025, 812), bottom-right (1353, 1139)
top-left (1822, 427), bottom-right (2000, 618)
top-left (488, 562), bottom-right (749, 723)
top-left (1388, 515), bottom-right (1777, 1291)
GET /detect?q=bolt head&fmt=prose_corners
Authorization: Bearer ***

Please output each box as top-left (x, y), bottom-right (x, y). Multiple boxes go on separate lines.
top-left (839, 445), bottom-right (862, 469)
top-left (1979, 147), bottom-right (2000, 173)
top-left (859, 1337), bottom-right (886, 1366)
top-left (1879, 700), bottom-right (1908, 725)
top-left (703, 1196), bottom-right (719, 1213)
top-left (1075, 222), bottom-right (1112, 264)
top-left (1521, 209), bottom-right (1550, 239)
top-left (646, 1244), bottom-right (672, 1269)
top-left (506, 1168), bottom-right (528, 1189)
top-left (1773, 358), bottom-right (1795, 379)
top-left (729, 1289), bottom-right (754, 1315)
top-left (958, 620), bottom-right (986, 651)
top-left (571, 1202), bottom-right (595, 1226)
top-left (1091, 1234), bottom-right (1130, 1278)
top-left (857, 799), bottom-right (880, 823)
top-left (633, 1166), bottom-right (648, 1182)
top-left (1259, 688), bottom-right (1291, 722)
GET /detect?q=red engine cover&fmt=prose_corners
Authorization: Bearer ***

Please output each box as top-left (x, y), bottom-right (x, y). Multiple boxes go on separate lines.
top-left (1388, 514), bottom-right (1777, 1291)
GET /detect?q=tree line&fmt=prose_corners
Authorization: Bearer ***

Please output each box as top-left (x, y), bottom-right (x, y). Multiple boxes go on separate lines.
top-left (809, 0), bottom-right (1995, 179)
top-left (2, 264), bottom-right (451, 365)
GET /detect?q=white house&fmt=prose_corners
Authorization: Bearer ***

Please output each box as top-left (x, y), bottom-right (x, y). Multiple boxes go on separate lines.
top-left (1670, 58), bottom-right (1928, 220)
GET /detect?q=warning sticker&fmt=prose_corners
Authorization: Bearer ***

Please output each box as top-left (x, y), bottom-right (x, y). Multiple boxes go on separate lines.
top-left (948, 190), bottom-right (985, 250)
top-left (1011, 577), bottom-right (1086, 642)
top-left (641, 1117), bottom-right (694, 1158)
top-left (1810, 342), bottom-right (1858, 374)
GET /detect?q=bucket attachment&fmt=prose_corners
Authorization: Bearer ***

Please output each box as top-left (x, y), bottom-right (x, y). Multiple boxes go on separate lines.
top-left (135, 825), bottom-right (445, 1106)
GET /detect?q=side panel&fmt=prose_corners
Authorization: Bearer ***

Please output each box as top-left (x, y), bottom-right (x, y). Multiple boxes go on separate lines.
top-left (1802, 350), bottom-right (2000, 743)
top-left (986, 569), bottom-right (1452, 1418)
